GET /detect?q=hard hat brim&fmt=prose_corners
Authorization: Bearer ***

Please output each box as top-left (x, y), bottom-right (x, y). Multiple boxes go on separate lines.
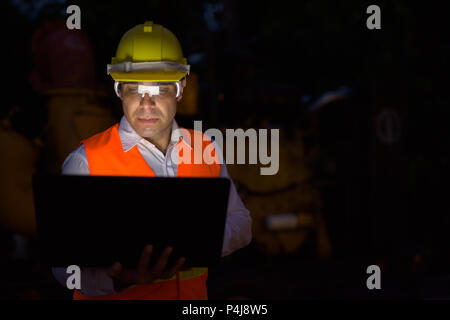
top-left (109, 70), bottom-right (187, 82)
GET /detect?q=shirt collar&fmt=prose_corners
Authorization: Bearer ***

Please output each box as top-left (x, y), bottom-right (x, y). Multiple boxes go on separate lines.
top-left (118, 115), bottom-right (192, 152)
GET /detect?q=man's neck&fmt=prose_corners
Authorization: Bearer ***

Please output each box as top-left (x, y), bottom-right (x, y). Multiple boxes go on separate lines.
top-left (144, 128), bottom-right (172, 155)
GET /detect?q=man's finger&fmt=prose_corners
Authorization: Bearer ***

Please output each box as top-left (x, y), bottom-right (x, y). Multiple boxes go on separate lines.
top-left (107, 262), bottom-right (123, 279)
top-left (161, 257), bottom-right (185, 279)
top-left (137, 245), bottom-right (153, 274)
top-left (152, 246), bottom-right (173, 273)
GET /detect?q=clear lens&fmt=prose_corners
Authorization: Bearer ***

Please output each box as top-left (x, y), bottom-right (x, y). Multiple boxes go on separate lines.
top-left (121, 82), bottom-right (177, 100)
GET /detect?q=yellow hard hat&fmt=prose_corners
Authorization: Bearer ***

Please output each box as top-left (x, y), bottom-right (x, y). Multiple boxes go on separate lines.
top-left (107, 21), bottom-right (189, 82)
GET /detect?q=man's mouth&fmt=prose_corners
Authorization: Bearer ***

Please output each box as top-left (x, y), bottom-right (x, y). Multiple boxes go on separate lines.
top-left (138, 117), bottom-right (159, 123)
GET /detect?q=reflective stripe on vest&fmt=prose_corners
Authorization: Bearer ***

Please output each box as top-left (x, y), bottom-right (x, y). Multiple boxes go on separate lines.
top-left (73, 123), bottom-right (220, 300)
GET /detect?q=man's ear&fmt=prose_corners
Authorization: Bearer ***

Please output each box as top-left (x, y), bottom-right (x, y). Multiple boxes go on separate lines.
top-left (114, 81), bottom-right (122, 99)
top-left (176, 78), bottom-right (187, 102)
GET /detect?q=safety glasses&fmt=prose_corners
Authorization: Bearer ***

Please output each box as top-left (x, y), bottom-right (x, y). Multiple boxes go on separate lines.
top-left (115, 81), bottom-right (181, 100)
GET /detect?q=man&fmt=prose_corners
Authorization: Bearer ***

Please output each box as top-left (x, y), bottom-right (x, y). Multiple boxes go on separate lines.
top-left (52, 21), bottom-right (252, 300)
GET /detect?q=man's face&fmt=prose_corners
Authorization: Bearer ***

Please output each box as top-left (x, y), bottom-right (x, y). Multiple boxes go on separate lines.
top-left (120, 81), bottom-right (180, 139)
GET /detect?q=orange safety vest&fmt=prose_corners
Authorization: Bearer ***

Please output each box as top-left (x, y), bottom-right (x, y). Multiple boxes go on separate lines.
top-left (73, 122), bottom-right (220, 300)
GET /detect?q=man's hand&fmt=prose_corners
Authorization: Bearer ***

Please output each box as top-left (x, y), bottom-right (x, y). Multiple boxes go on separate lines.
top-left (106, 245), bottom-right (185, 291)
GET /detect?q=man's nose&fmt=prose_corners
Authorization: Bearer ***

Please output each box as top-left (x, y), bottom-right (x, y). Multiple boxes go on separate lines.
top-left (140, 92), bottom-right (156, 106)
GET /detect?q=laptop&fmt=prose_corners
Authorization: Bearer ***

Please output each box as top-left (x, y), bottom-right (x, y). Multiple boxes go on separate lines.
top-left (32, 174), bottom-right (230, 269)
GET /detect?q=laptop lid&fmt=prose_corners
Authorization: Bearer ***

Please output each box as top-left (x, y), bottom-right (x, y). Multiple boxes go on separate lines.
top-left (32, 174), bottom-right (230, 269)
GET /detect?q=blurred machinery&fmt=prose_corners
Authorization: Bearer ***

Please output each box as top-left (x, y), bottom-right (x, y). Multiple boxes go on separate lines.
top-left (222, 87), bottom-right (353, 260)
top-left (226, 125), bottom-right (332, 259)
top-left (177, 72), bottom-right (201, 116)
top-left (30, 20), bottom-right (117, 173)
top-left (0, 115), bottom-right (39, 236)
top-left (0, 20), bottom-right (116, 237)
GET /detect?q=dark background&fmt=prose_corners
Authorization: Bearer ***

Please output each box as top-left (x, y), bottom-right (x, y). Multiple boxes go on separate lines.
top-left (0, 0), bottom-right (449, 299)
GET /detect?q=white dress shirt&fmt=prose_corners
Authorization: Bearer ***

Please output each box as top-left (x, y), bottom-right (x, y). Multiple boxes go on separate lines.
top-left (52, 115), bottom-right (252, 297)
